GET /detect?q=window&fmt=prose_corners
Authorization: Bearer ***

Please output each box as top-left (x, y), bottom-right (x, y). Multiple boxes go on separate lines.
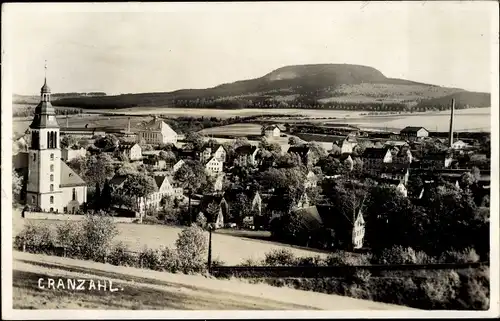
top-left (50, 207), bottom-right (54, 212)
top-left (50, 196), bottom-right (54, 204)
top-left (50, 174), bottom-right (54, 182)
top-left (64, 207), bottom-right (68, 213)
top-left (72, 188), bottom-right (76, 201)
top-left (50, 164), bottom-right (54, 172)
top-left (50, 153), bottom-right (54, 161)
top-left (33, 154), bottom-right (36, 161)
top-left (50, 184), bottom-right (54, 192)
top-left (31, 196), bottom-right (35, 204)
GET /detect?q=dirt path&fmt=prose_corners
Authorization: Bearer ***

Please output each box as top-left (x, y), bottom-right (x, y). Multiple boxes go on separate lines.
top-left (12, 251), bottom-right (412, 310)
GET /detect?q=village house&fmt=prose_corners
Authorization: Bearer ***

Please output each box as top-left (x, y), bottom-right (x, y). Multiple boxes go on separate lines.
top-left (143, 156), bottom-right (168, 170)
top-left (396, 181), bottom-right (408, 198)
top-left (204, 157), bottom-right (224, 176)
top-left (61, 146), bottom-right (87, 162)
top-left (197, 195), bottom-right (230, 229)
top-left (380, 164), bottom-right (410, 185)
top-left (171, 159), bottom-right (185, 174)
top-left (361, 147), bottom-right (394, 174)
top-left (303, 171), bottom-right (319, 189)
top-left (109, 174), bottom-right (183, 215)
top-left (339, 153), bottom-right (354, 171)
top-left (200, 144), bottom-right (227, 163)
top-left (415, 151), bottom-right (454, 169)
top-left (137, 116), bottom-right (178, 145)
top-left (118, 142), bottom-right (142, 161)
top-left (399, 126), bottom-right (429, 142)
top-left (262, 124), bottom-right (281, 138)
top-left (451, 140), bottom-right (470, 150)
top-left (287, 145), bottom-right (318, 167)
top-left (213, 173), bottom-right (226, 192)
top-left (316, 205), bottom-right (366, 251)
top-left (24, 75), bottom-right (88, 214)
top-left (234, 145), bottom-right (260, 167)
top-left (340, 135), bottom-right (358, 154)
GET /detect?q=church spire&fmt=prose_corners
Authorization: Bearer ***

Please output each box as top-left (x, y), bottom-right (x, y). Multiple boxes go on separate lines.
top-left (41, 60), bottom-right (51, 95)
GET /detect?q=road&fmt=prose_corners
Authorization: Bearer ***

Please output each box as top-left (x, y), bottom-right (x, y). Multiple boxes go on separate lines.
top-left (11, 251), bottom-right (413, 310)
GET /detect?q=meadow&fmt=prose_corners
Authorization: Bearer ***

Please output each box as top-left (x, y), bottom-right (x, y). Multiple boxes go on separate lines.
top-left (13, 216), bottom-right (329, 266)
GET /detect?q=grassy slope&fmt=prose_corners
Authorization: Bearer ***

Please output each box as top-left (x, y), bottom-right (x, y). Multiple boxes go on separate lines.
top-left (12, 251), bottom-right (410, 310)
top-left (34, 64), bottom-right (488, 110)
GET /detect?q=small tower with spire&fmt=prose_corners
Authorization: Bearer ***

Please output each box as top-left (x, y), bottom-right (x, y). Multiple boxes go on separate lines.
top-left (26, 62), bottom-right (62, 212)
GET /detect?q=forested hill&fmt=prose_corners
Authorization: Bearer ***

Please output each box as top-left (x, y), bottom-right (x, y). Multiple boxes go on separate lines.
top-left (44, 63), bottom-right (489, 111)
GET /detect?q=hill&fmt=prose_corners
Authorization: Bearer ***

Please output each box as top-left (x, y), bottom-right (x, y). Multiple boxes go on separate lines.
top-left (413, 91), bottom-right (491, 111)
top-left (41, 63), bottom-right (488, 111)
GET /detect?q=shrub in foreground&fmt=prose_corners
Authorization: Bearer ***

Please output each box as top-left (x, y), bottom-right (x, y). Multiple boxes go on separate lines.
top-left (175, 225), bottom-right (208, 273)
top-left (108, 242), bottom-right (137, 267)
top-left (14, 223), bottom-right (56, 254)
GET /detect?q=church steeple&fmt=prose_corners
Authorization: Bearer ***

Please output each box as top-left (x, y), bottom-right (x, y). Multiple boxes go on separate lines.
top-left (30, 62), bottom-right (58, 129)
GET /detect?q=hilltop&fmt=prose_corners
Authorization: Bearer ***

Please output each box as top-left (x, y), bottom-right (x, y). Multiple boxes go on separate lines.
top-left (22, 63), bottom-right (490, 111)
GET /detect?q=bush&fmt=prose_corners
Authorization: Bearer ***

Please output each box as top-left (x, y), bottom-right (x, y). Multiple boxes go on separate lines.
top-left (108, 242), bottom-right (137, 267)
top-left (239, 258), bottom-right (261, 266)
top-left (419, 270), bottom-right (461, 309)
top-left (14, 223), bottom-right (56, 254)
top-left (263, 249), bottom-right (297, 266)
top-left (455, 267), bottom-right (490, 310)
top-left (159, 247), bottom-right (181, 273)
top-left (55, 221), bottom-right (83, 257)
top-left (79, 214), bottom-right (118, 262)
top-left (372, 246), bottom-right (430, 265)
top-left (438, 248), bottom-right (480, 264)
top-left (175, 225), bottom-right (208, 273)
top-left (296, 255), bottom-right (326, 267)
top-left (325, 251), bottom-right (371, 266)
top-left (138, 247), bottom-right (162, 270)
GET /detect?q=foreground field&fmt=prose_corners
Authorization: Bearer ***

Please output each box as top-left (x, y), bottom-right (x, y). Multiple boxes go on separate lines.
top-left (13, 216), bottom-right (328, 265)
top-left (12, 251), bottom-right (410, 310)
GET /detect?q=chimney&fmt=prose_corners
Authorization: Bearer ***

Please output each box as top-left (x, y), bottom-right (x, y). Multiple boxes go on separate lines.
top-left (127, 117), bottom-right (131, 133)
top-left (448, 99), bottom-right (455, 147)
top-left (66, 115), bottom-right (69, 127)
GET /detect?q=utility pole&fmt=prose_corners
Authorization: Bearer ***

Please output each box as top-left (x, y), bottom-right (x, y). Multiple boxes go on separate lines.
top-left (207, 223), bottom-right (214, 274)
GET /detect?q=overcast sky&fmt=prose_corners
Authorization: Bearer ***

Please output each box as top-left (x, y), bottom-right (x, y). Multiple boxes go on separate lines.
top-left (3, 2), bottom-right (496, 95)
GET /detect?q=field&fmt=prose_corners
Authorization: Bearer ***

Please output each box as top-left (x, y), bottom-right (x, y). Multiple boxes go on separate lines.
top-left (13, 215), bottom-right (329, 265)
top-left (199, 123), bottom-right (262, 137)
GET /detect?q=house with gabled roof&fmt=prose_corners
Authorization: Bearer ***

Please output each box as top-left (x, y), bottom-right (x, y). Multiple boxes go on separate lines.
top-left (234, 145), bottom-right (260, 167)
top-left (200, 144), bottom-right (227, 163)
top-left (205, 157), bottom-right (223, 176)
top-left (361, 147), bottom-right (394, 174)
top-left (287, 145), bottom-right (318, 167)
top-left (262, 124), bottom-right (281, 138)
top-left (400, 126), bottom-right (429, 141)
top-left (137, 116), bottom-right (178, 145)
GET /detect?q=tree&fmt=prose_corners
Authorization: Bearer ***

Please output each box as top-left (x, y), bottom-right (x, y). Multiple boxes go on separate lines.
top-left (330, 144), bottom-right (342, 156)
top-left (12, 169), bottom-right (23, 201)
top-left (120, 172), bottom-right (158, 223)
top-left (84, 154), bottom-right (115, 185)
top-left (230, 193), bottom-right (250, 224)
top-left (233, 137), bottom-right (250, 149)
top-left (205, 201), bottom-right (220, 224)
top-left (159, 150), bottom-right (176, 162)
top-left (318, 156), bottom-right (342, 176)
top-left (61, 135), bottom-right (79, 149)
top-left (94, 182), bottom-right (102, 211)
top-left (100, 179), bottom-right (112, 210)
top-left (184, 132), bottom-right (205, 151)
top-left (288, 136), bottom-right (299, 145)
top-left (94, 134), bottom-right (118, 150)
top-left (116, 162), bottom-right (138, 176)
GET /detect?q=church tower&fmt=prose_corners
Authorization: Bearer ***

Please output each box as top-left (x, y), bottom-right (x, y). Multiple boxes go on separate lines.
top-left (26, 64), bottom-right (62, 212)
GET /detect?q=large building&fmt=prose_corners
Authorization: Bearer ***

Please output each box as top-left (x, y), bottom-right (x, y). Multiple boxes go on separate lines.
top-left (137, 117), bottom-right (178, 144)
top-left (26, 74), bottom-right (87, 213)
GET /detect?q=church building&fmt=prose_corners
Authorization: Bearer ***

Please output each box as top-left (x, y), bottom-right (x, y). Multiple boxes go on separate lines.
top-left (25, 71), bottom-right (88, 213)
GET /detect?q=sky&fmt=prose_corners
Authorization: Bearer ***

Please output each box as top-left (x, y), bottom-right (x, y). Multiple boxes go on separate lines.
top-left (3, 1), bottom-right (497, 95)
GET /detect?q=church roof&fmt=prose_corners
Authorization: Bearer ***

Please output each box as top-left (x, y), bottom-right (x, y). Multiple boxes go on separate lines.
top-left (60, 161), bottom-right (86, 187)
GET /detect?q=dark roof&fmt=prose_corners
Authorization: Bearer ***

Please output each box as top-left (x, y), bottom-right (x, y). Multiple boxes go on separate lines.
top-left (287, 145), bottom-right (311, 156)
top-left (109, 175), bottom-right (127, 187)
top-left (362, 147), bottom-right (391, 158)
top-left (316, 205), bottom-right (358, 233)
top-left (292, 206), bottom-right (323, 231)
top-left (400, 126), bottom-right (428, 133)
top-left (264, 125), bottom-right (279, 131)
top-left (30, 102), bottom-right (59, 129)
top-left (421, 151), bottom-right (452, 160)
top-left (153, 176), bottom-right (168, 189)
top-left (60, 161), bottom-right (86, 187)
top-left (235, 145), bottom-right (258, 155)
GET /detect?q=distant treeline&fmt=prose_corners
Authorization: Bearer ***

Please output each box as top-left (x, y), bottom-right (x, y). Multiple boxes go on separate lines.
top-left (51, 91), bottom-right (490, 112)
top-left (13, 106), bottom-right (83, 118)
top-left (52, 92), bottom-right (107, 98)
top-left (160, 114), bottom-right (291, 134)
